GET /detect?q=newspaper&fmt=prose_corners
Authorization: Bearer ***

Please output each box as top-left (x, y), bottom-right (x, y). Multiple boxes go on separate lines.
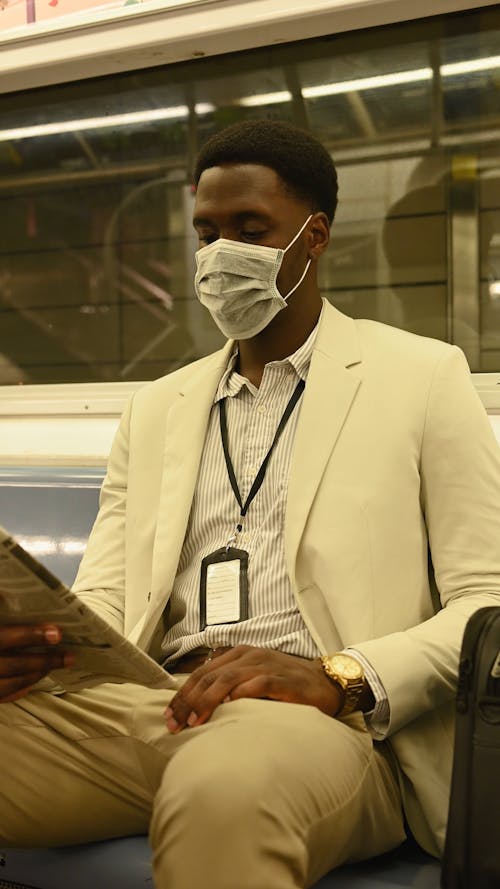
top-left (0, 526), bottom-right (177, 692)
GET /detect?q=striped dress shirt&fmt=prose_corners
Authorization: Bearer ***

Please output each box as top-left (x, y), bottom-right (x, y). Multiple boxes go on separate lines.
top-left (161, 307), bottom-right (388, 732)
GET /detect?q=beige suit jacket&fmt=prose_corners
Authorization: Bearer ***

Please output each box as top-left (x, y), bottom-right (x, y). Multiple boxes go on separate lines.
top-left (74, 300), bottom-right (500, 856)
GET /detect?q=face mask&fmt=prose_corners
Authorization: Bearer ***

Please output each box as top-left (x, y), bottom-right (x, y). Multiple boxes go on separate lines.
top-left (194, 215), bottom-right (313, 339)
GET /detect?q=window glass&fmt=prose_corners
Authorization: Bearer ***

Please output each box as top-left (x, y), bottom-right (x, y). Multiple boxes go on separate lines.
top-left (0, 6), bottom-right (499, 382)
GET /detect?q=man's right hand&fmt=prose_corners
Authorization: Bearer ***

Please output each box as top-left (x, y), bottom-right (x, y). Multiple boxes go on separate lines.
top-left (0, 625), bottom-right (73, 704)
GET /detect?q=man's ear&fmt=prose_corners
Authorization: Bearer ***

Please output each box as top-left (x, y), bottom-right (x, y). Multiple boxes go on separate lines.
top-left (307, 212), bottom-right (330, 259)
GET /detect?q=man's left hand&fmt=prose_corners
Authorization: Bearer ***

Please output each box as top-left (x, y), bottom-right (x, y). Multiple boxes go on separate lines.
top-left (164, 645), bottom-right (342, 732)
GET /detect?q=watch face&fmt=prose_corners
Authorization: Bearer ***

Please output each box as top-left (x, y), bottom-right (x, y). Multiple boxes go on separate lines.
top-left (329, 654), bottom-right (364, 680)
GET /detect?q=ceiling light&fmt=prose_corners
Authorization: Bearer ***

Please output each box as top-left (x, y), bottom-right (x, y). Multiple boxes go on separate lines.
top-left (302, 67), bottom-right (433, 97)
top-left (238, 90), bottom-right (292, 107)
top-left (236, 54), bottom-right (500, 108)
top-left (441, 55), bottom-right (500, 77)
top-left (0, 102), bottom-right (214, 143)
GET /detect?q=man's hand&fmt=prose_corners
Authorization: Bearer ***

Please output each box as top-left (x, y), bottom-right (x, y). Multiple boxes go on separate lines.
top-left (164, 645), bottom-right (342, 733)
top-left (0, 624), bottom-right (73, 704)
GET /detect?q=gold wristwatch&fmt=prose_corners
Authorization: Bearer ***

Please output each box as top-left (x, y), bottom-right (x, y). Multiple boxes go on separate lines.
top-left (320, 653), bottom-right (365, 716)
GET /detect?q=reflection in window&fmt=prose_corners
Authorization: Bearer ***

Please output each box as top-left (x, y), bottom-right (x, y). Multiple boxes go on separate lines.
top-left (0, 6), bottom-right (499, 382)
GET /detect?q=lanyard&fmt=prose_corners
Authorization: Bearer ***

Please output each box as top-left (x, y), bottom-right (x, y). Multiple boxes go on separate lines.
top-left (219, 378), bottom-right (305, 547)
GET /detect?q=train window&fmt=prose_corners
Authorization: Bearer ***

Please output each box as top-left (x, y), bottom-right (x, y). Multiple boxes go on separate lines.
top-left (0, 5), bottom-right (499, 383)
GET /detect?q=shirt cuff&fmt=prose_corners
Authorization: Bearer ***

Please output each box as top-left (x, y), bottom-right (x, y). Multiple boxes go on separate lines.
top-left (343, 647), bottom-right (390, 740)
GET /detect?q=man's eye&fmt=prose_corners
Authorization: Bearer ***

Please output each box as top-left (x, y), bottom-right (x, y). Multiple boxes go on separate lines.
top-left (243, 231), bottom-right (265, 240)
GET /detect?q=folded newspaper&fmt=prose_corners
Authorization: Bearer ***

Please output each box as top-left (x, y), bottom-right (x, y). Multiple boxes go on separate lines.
top-left (0, 526), bottom-right (177, 692)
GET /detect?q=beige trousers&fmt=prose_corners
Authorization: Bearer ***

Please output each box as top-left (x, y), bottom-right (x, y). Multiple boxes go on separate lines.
top-left (1, 682), bottom-right (405, 889)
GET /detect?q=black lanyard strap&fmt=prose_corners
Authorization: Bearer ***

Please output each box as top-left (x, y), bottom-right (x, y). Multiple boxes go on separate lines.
top-left (219, 378), bottom-right (305, 524)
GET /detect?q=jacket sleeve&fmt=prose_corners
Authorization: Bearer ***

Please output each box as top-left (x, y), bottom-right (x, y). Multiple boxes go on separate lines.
top-left (71, 394), bottom-right (135, 635)
top-left (354, 345), bottom-right (500, 735)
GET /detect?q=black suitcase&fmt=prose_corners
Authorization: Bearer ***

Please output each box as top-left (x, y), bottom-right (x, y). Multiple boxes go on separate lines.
top-left (442, 606), bottom-right (500, 889)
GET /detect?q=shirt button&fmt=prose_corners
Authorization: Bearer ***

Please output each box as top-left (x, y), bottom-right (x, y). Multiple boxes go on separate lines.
top-left (257, 404), bottom-right (267, 414)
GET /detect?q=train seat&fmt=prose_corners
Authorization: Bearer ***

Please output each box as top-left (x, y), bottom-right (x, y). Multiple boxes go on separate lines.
top-left (0, 834), bottom-right (440, 889)
top-left (0, 465), bottom-right (441, 889)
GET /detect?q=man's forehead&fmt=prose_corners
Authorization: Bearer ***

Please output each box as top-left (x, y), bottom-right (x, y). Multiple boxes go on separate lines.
top-left (194, 163), bottom-right (293, 219)
top-left (197, 162), bottom-right (280, 186)
top-left (196, 163), bottom-right (289, 199)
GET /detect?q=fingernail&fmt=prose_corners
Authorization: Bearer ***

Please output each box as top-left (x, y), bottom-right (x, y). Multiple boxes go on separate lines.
top-left (166, 717), bottom-right (180, 733)
top-left (187, 711), bottom-right (198, 727)
top-left (164, 707), bottom-right (173, 719)
top-left (44, 627), bottom-right (61, 644)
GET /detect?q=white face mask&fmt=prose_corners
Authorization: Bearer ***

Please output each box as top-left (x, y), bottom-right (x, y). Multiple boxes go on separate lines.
top-left (194, 215), bottom-right (313, 339)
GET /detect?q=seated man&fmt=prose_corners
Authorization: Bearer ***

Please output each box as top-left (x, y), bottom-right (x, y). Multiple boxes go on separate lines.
top-left (1, 120), bottom-right (500, 889)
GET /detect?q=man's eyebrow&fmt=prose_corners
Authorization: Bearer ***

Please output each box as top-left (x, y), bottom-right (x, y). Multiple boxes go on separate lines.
top-left (192, 210), bottom-right (272, 228)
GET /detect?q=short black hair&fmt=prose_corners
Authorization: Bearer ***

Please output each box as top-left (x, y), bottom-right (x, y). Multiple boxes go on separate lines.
top-left (194, 119), bottom-right (338, 225)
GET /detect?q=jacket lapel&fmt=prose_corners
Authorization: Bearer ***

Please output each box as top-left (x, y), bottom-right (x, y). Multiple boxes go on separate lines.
top-left (285, 302), bottom-right (362, 585)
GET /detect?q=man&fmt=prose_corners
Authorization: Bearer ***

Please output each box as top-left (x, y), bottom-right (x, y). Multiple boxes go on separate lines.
top-left (1, 120), bottom-right (500, 889)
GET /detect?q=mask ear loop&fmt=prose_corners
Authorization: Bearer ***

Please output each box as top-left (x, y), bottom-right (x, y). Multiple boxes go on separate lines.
top-left (283, 213), bottom-right (313, 253)
top-left (282, 213), bottom-right (313, 301)
top-left (284, 258), bottom-right (312, 301)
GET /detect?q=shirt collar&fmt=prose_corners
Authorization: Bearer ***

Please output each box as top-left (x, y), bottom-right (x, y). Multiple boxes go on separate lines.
top-left (214, 302), bottom-right (323, 403)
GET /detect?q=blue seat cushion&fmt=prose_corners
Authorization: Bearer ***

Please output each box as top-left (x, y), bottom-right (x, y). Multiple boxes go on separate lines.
top-left (0, 837), bottom-right (152, 889)
top-left (0, 836), bottom-right (440, 889)
top-left (314, 837), bottom-right (441, 887)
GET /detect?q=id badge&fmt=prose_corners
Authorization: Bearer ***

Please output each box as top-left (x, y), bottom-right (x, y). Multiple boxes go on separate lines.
top-left (200, 547), bottom-right (249, 630)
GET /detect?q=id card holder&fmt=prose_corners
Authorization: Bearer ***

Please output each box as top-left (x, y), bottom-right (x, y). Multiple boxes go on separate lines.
top-left (200, 547), bottom-right (249, 630)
